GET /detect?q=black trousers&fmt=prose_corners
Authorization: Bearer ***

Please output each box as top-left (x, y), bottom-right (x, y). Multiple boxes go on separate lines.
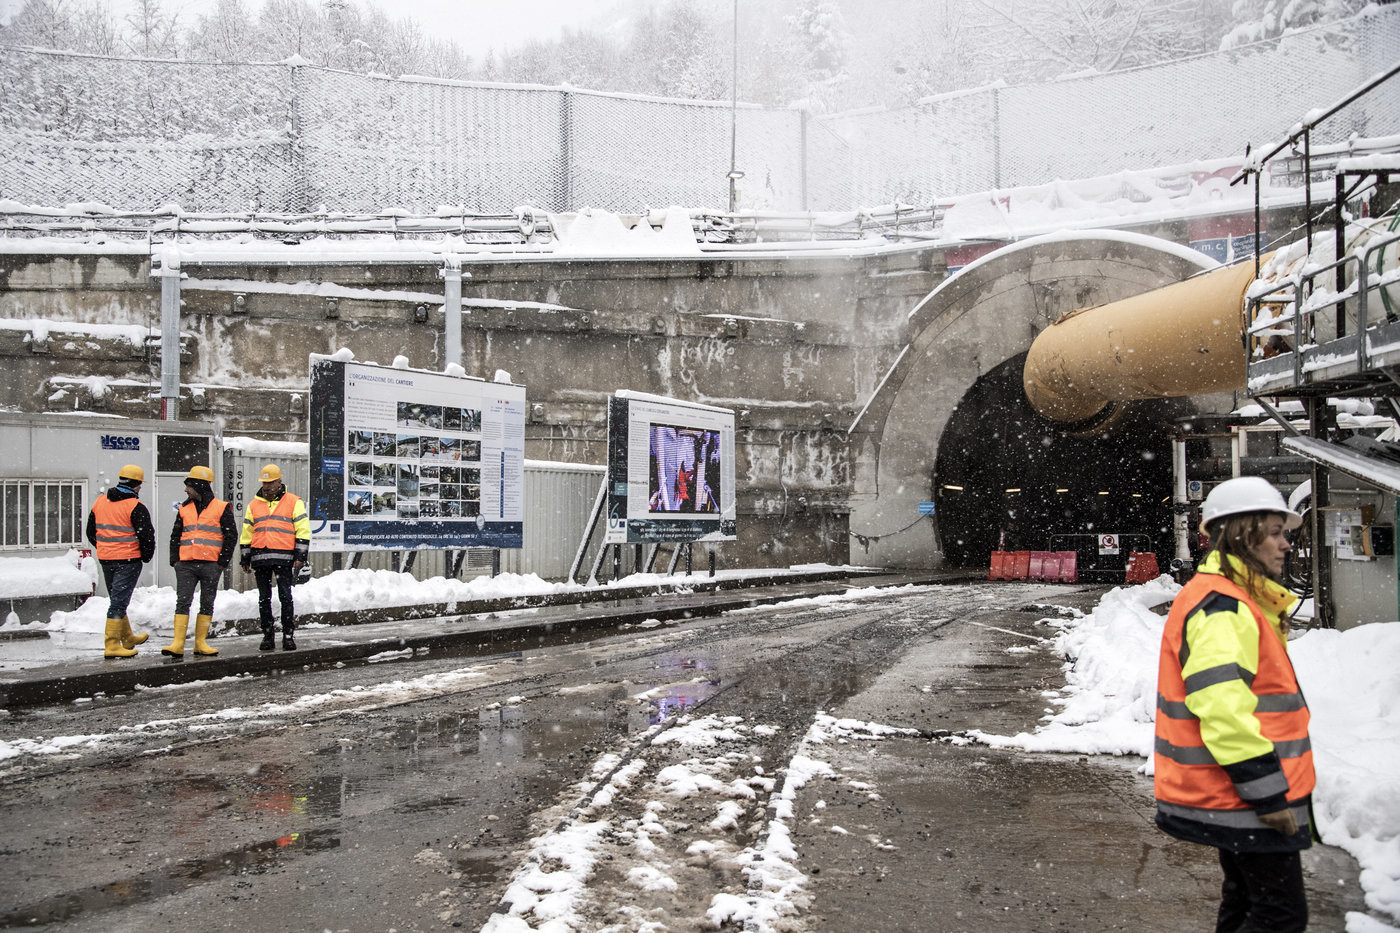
top-left (253, 564), bottom-right (296, 633)
top-left (1217, 848), bottom-right (1307, 933)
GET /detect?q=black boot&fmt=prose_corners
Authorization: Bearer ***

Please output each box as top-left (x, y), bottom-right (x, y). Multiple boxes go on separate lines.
top-left (282, 630), bottom-right (297, 651)
top-left (259, 629), bottom-right (276, 651)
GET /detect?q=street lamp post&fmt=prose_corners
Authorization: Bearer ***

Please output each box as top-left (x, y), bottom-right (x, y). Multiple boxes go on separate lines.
top-left (728, 0), bottom-right (741, 213)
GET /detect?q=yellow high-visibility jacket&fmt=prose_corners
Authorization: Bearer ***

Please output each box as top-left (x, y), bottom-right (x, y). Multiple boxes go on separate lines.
top-left (1154, 552), bottom-right (1313, 852)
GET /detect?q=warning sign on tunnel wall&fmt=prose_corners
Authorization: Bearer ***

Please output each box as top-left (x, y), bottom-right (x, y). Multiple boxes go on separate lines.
top-left (1098, 534), bottom-right (1120, 555)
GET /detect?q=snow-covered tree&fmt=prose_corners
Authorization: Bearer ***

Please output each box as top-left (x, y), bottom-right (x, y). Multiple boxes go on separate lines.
top-left (260, 0), bottom-right (325, 61)
top-left (787, 0), bottom-right (850, 109)
top-left (320, 0), bottom-right (376, 72)
top-left (1219, 0), bottom-right (1372, 49)
top-left (791, 0), bottom-right (846, 84)
top-left (1, 0), bottom-right (78, 50)
top-left (655, 4), bottom-right (725, 99)
top-left (964, 0), bottom-right (1211, 81)
top-left (185, 0), bottom-right (259, 62)
top-left (122, 0), bottom-right (180, 57)
top-left (71, 1), bottom-right (122, 54)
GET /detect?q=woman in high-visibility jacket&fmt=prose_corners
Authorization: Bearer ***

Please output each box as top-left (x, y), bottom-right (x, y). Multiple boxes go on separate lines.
top-left (163, 466), bottom-right (238, 658)
top-left (1155, 476), bottom-right (1313, 932)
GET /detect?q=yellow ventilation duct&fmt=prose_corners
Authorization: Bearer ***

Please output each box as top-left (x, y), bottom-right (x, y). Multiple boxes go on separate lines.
top-left (1022, 259), bottom-right (1260, 425)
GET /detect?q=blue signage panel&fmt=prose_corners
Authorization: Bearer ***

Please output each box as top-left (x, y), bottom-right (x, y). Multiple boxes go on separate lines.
top-left (918, 501), bottom-right (936, 515)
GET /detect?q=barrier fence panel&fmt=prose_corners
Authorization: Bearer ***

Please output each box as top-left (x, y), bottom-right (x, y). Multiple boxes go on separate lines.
top-left (0, 10), bottom-right (1394, 216)
top-left (1049, 533), bottom-right (1155, 583)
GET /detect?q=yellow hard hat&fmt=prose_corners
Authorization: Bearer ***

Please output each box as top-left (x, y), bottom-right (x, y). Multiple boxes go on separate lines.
top-left (186, 465), bottom-right (215, 483)
top-left (259, 463), bottom-right (282, 482)
top-left (118, 464), bottom-right (144, 482)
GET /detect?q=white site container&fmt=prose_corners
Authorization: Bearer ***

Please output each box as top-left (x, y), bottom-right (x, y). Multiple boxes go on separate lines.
top-left (0, 412), bottom-right (222, 594)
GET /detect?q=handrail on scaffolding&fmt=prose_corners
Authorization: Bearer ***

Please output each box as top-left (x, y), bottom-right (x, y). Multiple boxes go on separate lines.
top-left (1246, 226), bottom-right (1400, 387)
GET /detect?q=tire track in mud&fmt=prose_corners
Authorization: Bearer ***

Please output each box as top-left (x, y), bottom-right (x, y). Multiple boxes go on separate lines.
top-left (480, 589), bottom-right (993, 932)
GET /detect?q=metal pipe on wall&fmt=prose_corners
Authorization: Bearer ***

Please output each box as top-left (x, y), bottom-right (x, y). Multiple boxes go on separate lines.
top-left (441, 255), bottom-right (464, 369)
top-left (1172, 437), bottom-right (1191, 567)
top-left (156, 247), bottom-right (182, 421)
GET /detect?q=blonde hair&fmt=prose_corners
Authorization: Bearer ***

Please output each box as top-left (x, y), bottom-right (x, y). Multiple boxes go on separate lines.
top-left (1207, 511), bottom-right (1284, 602)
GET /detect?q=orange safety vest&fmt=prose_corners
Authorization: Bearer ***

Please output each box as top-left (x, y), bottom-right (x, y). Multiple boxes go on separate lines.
top-left (1155, 570), bottom-right (1314, 818)
top-left (247, 494), bottom-right (301, 551)
top-left (92, 494), bottom-right (141, 560)
top-left (178, 498), bottom-right (228, 562)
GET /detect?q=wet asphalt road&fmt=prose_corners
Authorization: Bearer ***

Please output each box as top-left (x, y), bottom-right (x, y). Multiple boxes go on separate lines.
top-left (0, 581), bottom-right (1367, 932)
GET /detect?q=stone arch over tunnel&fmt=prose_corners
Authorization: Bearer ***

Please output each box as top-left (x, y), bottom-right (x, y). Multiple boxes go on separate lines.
top-left (848, 231), bottom-right (1218, 570)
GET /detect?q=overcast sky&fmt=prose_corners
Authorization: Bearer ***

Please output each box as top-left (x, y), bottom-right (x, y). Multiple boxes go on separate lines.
top-left (0, 0), bottom-right (628, 57)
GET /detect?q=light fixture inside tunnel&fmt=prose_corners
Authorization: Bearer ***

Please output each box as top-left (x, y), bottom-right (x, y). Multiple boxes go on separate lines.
top-left (1098, 490), bottom-right (1110, 495)
top-left (1055, 488), bottom-right (1069, 493)
top-left (1005, 487), bottom-right (1022, 493)
top-left (943, 484), bottom-right (963, 491)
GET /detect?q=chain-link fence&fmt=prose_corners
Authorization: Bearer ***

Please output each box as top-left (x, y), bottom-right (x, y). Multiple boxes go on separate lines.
top-left (1, 8), bottom-right (1396, 215)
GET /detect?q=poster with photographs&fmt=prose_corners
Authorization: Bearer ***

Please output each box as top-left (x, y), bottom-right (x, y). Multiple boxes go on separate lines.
top-left (309, 357), bottom-right (525, 550)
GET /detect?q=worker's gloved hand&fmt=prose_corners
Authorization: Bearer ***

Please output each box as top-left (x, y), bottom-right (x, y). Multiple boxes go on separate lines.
top-left (240, 558), bottom-right (251, 573)
top-left (1258, 808), bottom-right (1298, 836)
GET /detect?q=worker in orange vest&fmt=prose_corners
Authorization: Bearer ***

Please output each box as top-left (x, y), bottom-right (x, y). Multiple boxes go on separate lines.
top-left (240, 463), bottom-right (311, 651)
top-left (1154, 477), bottom-right (1313, 932)
top-left (84, 464), bottom-right (156, 658)
top-left (163, 465), bottom-right (238, 658)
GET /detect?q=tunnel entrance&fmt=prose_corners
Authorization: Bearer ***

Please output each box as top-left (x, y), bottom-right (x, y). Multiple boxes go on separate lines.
top-left (933, 353), bottom-right (1179, 577)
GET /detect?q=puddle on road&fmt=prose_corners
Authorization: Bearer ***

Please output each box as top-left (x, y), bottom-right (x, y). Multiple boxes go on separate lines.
top-left (635, 680), bottom-right (720, 727)
top-left (0, 829), bottom-right (340, 927)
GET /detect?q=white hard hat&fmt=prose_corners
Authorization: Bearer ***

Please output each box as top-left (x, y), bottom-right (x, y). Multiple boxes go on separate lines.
top-left (1200, 476), bottom-right (1303, 533)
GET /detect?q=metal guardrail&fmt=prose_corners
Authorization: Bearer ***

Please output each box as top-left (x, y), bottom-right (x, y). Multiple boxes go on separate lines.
top-left (1246, 226), bottom-right (1400, 388)
top-left (1049, 532), bottom-right (1154, 579)
top-left (0, 202), bottom-right (943, 247)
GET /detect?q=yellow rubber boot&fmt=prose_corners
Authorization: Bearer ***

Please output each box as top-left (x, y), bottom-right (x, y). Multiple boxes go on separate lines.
top-left (193, 614), bottom-right (219, 656)
top-left (162, 614), bottom-right (189, 657)
top-left (103, 617), bottom-right (137, 659)
top-left (120, 616), bottom-right (149, 649)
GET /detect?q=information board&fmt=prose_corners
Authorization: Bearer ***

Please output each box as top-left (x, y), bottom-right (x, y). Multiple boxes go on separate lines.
top-left (309, 357), bottom-right (526, 550)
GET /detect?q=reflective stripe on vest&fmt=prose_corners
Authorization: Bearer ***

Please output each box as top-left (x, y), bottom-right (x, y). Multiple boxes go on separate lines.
top-left (248, 494), bottom-right (300, 550)
top-left (178, 499), bottom-right (228, 562)
top-left (1154, 571), bottom-right (1315, 814)
top-left (92, 494), bottom-right (141, 560)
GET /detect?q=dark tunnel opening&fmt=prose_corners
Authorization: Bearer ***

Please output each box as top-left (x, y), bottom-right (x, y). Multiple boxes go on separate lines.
top-left (933, 352), bottom-right (1183, 579)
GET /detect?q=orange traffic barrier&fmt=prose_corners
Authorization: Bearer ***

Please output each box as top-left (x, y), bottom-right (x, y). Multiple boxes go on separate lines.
top-left (1029, 550), bottom-right (1059, 581)
top-left (988, 551), bottom-right (1009, 580)
top-left (1057, 551), bottom-right (1078, 583)
top-left (1125, 551), bottom-right (1160, 584)
top-left (1008, 550), bottom-right (1031, 581)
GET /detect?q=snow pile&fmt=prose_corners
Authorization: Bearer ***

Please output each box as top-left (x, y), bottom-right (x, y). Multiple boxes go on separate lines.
top-left (0, 550), bottom-right (95, 604)
top-left (549, 208), bottom-right (701, 257)
top-left (974, 575), bottom-right (1175, 757)
top-left (976, 577), bottom-right (1400, 931)
top-left (1294, 625), bottom-right (1400, 926)
top-left (44, 568), bottom-right (584, 636)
